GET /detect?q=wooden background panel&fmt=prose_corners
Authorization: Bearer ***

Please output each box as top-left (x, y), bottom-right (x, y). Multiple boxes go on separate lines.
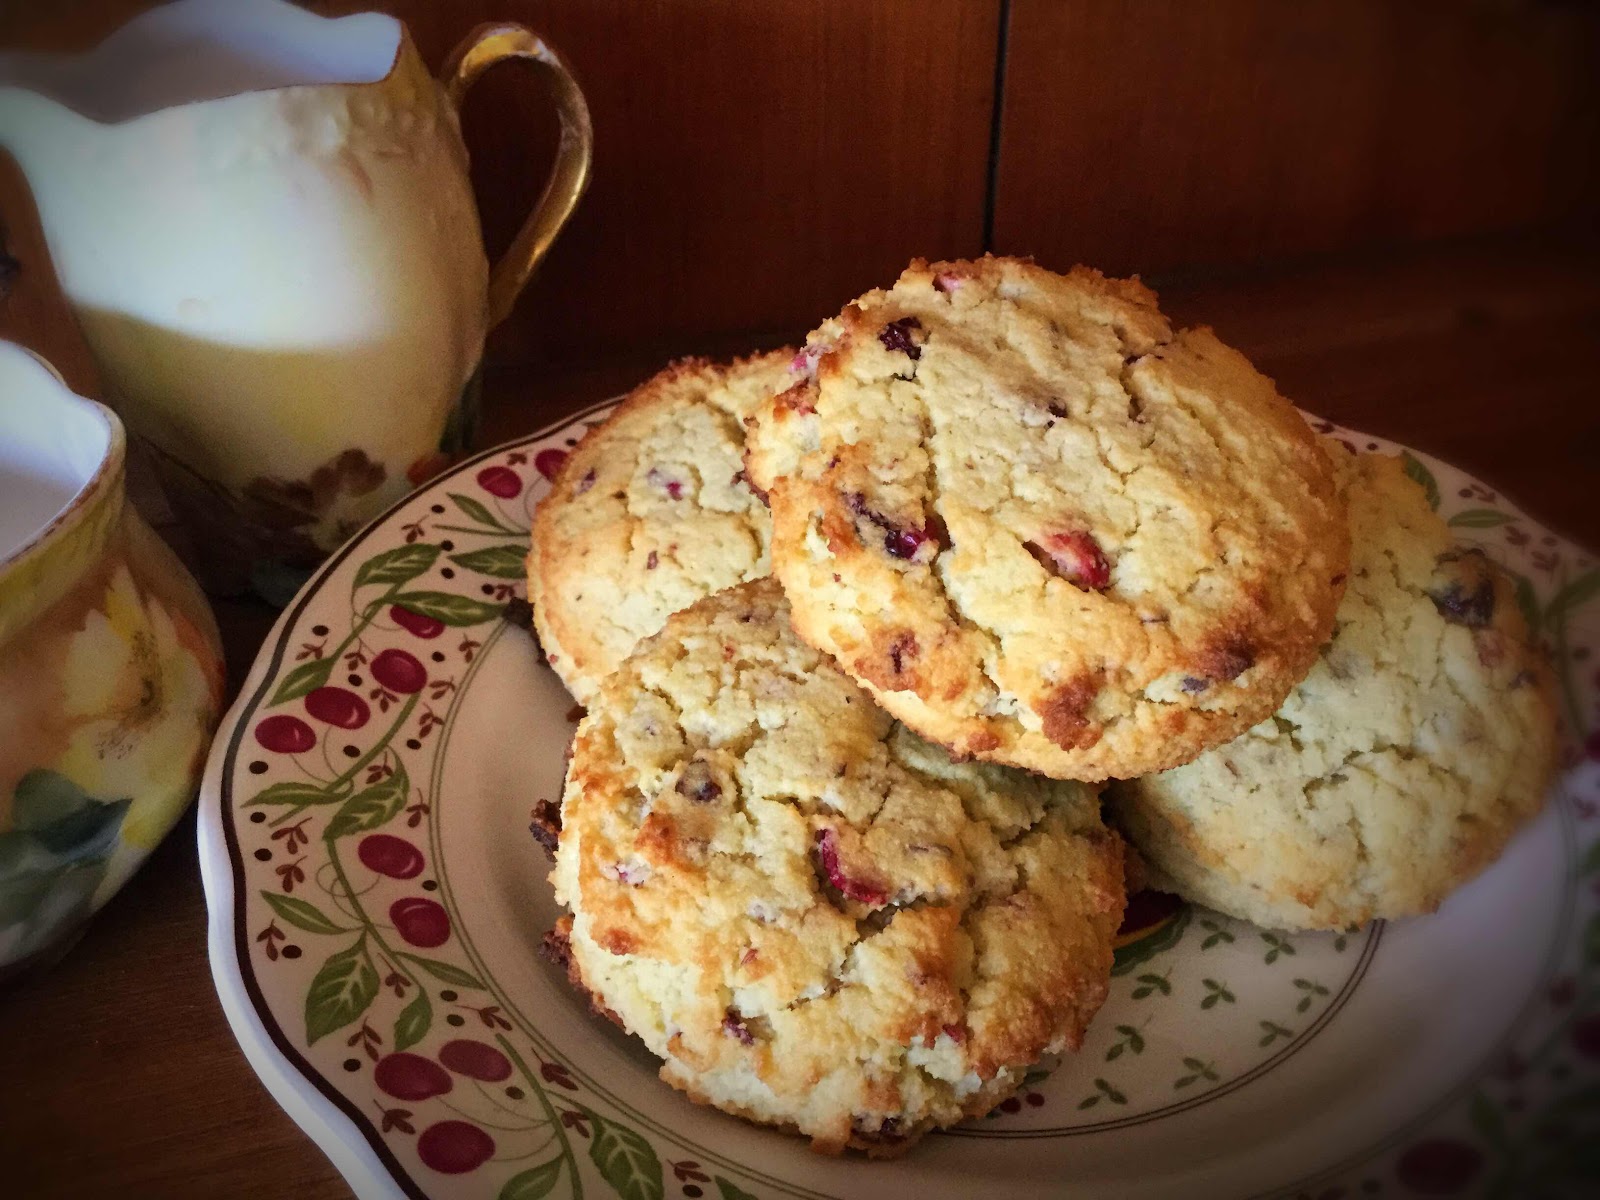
top-left (992, 0), bottom-right (1600, 277)
top-left (0, 0), bottom-right (1001, 371)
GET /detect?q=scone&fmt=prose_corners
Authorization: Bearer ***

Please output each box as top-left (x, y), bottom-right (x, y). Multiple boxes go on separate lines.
top-left (549, 580), bottom-right (1125, 1156)
top-left (745, 256), bottom-right (1349, 781)
top-left (1111, 445), bottom-right (1559, 930)
top-left (529, 351), bottom-right (792, 702)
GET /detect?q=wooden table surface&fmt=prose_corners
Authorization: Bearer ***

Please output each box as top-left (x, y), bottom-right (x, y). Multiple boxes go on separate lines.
top-left (2, 232), bottom-right (1597, 1199)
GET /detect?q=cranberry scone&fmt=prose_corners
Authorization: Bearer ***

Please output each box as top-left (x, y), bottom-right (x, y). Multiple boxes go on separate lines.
top-left (528, 351), bottom-right (792, 702)
top-left (1111, 445), bottom-right (1559, 930)
top-left (745, 256), bottom-right (1349, 781)
top-left (548, 580), bottom-right (1125, 1156)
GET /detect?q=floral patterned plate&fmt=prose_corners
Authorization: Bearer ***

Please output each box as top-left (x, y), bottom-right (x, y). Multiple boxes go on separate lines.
top-left (199, 401), bottom-right (1600, 1200)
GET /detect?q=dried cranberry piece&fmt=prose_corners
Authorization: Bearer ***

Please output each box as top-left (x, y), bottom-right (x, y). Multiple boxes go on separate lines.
top-left (611, 862), bottom-right (647, 885)
top-left (814, 828), bottom-right (887, 906)
top-left (646, 467), bottom-right (684, 500)
top-left (884, 526), bottom-right (929, 559)
top-left (722, 1009), bottom-right (755, 1045)
top-left (676, 758), bottom-right (722, 804)
top-left (1429, 579), bottom-right (1495, 628)
top-left (887, 632), bottom-right (918, 676)
top-left (877, 316), bottom-right (923, 360)
top-left (1025, 530), bottom-right (1111, 591)
top-left (574, 467), bottom-right (597, 494)
top-left (845, 492), bottom-right (943, 561)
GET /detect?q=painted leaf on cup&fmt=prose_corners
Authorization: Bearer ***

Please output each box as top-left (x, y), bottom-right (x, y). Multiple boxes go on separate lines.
top-left (0, 856), bottom-right (104, 934)
top-left (306, 936), bottom-right (379, 1044)
top-left (0, 772), bottom-right (128, 950)
top-left (12, 770), bottom-right (130, 859)
top-left (387, 592), bottom-right (505, 627)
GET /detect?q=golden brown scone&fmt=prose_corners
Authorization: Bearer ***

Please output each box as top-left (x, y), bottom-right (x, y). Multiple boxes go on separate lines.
top-left (1111, 444), bottom-right (1560, 930)
top-left (745, 255), bottom-right (1349, 781)
top-left (528, 351), bottom-right (792, 702)
top-left (551, 580), bottom-right (1124, 1156)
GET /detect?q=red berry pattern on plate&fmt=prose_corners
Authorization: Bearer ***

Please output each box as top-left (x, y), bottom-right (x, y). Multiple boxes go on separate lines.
top-left (255, 714), bottom-right (316, 754)
top-left (477, 465), bottom-right (523, 498)
top-left (304, 686), bottom-right (370, 730)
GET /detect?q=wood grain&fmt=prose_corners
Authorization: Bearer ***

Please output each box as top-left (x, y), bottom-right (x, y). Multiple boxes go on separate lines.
top-left (0, 0), bottom-right (1001, 369)
top-left (992, 0), bottom-right (1600, 277)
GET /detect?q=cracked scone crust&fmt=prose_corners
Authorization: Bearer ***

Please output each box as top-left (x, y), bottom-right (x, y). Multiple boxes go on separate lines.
top-left (745, 256), bottom-right (1349, 781)
top-left (1111, 446), bottom-right (1560, 930)
top-left (551, 580), bottom-right (1124, 1156)
top-left (529, 351), bottom-right (792, 702)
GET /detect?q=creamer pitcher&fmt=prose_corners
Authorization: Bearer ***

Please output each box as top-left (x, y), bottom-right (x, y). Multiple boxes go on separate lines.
top-left (0, 0), bottom-right (592, 600)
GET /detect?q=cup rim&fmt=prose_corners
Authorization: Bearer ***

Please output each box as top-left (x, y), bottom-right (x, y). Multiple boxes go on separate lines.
top-left (0, 343), bottom-right (124, 579)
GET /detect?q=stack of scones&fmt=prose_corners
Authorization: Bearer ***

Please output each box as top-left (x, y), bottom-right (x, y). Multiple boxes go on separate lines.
top-left (525, 256), bottom-right (1557, 1156)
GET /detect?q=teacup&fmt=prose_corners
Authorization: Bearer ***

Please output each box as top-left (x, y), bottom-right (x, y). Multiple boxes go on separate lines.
top-left (0, 0), bottom-right (593, 602)
top-left (0, 341), bottom-right (224, 979)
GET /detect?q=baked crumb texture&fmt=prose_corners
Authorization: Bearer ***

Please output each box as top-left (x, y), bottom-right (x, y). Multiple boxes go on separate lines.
top-left (529, 350), bottom-right (793, 702)
top-left (551, 580), bottom-right (1125, 1156)
top-left (1112, 444), bottom-right (1560, 930)
top-left (746, 255), bottom-right (1350, 781)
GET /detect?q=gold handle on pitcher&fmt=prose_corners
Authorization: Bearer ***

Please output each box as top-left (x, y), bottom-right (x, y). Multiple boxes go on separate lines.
top-left (442, 25), bottom-right (594, 329)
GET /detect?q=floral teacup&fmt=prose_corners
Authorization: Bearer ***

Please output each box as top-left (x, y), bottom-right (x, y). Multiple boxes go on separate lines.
top-left (0, 341), bottom-right (224, 978)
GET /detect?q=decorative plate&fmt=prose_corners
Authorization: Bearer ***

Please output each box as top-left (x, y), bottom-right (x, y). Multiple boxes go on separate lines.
top-left (200, 402), bottom-right (1600, 1200)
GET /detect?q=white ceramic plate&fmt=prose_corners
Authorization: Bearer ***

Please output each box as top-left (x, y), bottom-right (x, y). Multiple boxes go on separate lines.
top-left (200, 402), bottom-right (1600, 1200)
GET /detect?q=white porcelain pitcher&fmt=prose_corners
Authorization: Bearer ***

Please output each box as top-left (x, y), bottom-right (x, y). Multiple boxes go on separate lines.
top-left (0, 0), bottom-right (592, 600)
